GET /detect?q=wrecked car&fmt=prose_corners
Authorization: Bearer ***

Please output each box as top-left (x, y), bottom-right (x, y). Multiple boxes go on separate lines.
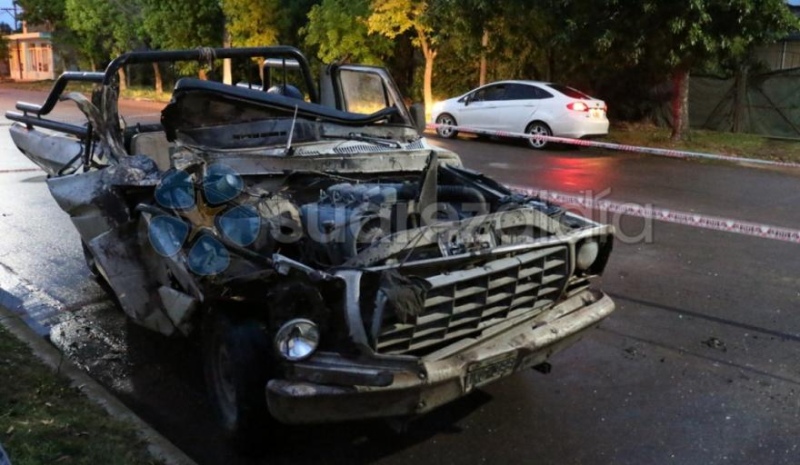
top-left (6, 46), bottom-right (615, 448)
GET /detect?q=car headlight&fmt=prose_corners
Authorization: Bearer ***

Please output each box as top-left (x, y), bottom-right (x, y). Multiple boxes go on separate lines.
top-left (431, 101), bottom-right (444, 114)
top-left (576, 240), bottom-right (599, 271)
top-left (274, 319), bottom-right (320, 361)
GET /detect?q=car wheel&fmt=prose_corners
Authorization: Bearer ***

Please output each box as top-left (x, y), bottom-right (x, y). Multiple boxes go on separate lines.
top-left (435, 114), bottom-right (459, 139)
top-left (525, 121), bottom-right (552, 150)
top-left (203, 312), bottom-right (273, 454)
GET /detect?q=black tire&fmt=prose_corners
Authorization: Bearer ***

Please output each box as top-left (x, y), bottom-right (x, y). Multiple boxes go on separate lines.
top-left (203, 312), bottom-right (273, 453)
top-left (435, 113), bottom-right (459, 139)
top-left (525, 121), bottom-right (552, 150)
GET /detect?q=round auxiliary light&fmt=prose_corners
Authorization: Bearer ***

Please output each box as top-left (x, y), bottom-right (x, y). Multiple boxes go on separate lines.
top-left (576, 240), bottom-right (600, 271)
top-left (274, 319), bottom-right (320, 361)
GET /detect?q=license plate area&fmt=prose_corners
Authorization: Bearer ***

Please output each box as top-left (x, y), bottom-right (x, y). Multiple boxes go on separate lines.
top-left (465, 352), bottom-right (517, 391)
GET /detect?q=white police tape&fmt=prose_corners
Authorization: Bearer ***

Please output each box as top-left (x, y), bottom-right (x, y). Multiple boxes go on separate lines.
top-left (427, 123), bottom-right (800, 169)
top-left (510, 185), bottom-right (800, 244)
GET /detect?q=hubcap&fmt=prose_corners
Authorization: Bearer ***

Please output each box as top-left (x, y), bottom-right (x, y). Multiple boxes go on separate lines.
top-left (528, 125), bottom-right (549, 148)
top-left (437, 116), bottom-right (455, 137)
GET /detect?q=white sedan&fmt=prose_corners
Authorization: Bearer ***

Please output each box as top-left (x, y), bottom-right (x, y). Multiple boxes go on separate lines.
top-left (431, 80), bottom-right (609, 149)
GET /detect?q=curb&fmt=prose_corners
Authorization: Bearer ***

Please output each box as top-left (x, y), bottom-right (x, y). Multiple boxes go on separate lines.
top-left (0, 304), bottom-right (198, 465)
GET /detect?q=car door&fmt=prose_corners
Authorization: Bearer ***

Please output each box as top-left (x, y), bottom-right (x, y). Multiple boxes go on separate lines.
top-left (456, 83), bottom-right (508, 130)
top-left (494, 83), bottom-right (553, 133)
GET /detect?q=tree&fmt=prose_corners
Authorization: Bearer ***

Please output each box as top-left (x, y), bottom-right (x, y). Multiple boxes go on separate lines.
top-left (64, 0), bottom-right (143, 89)
top-left (223, 0), bottom-right (282, 48)
top-left (303, 0), bottom-right (393, 65)
top-left (141, 0), bottom-right (224, 84)
top-left (278, 0), bottom-right (321, 47)
top-left (590, 0), bottom-right (799, 140)
top-left (436, 0), bottom-right (502, 86)
top-left (141, 0), bottom-right (223, 50)
top-left (368, 0), bottom-right (441, 112)
top-left (16, 0), bottom-right (65, 29)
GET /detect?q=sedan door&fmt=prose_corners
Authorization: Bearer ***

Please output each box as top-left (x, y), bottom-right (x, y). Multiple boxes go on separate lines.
top-left (491, 83), bottom-right (554, 133)
top-left (455, 84), bottom-right (508, 130)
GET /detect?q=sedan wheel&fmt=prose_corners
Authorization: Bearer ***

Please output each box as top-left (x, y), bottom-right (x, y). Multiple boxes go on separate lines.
top-left (435, 114), bottom-right (459, 139)
top-left (525, 122), bottom-right (552, 150)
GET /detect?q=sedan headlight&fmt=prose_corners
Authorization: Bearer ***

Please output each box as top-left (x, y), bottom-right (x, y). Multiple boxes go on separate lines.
top-left (275, 319), bottom-right (320, 361)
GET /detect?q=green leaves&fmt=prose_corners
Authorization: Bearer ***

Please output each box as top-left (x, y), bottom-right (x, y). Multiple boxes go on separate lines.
top-left (141, 0), bottom-right (224, 50)
top-left (223, 0), bottom-right (282, 48)
top-left (302, 0), bottom-right (392, 65)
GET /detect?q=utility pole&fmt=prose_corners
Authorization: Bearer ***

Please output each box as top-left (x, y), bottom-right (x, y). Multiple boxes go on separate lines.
top-left (0, 1), bottom-right (20, 31)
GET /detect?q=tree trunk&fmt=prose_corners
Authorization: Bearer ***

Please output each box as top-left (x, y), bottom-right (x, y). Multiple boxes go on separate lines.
top-left (223, 29), bottom-right (232, 85)
top-left (479, 29), bottom-right (489, 86)
top-left (118, 67), bottom-right (127, 93)
top-left (152, 62), bottom-right (163, 94)
top-left (733, 65), bottom-right (748, 133)
top-left (423, 50), bottom-right (436, 117)
top-left (418, 28), bottom-right (437, 118)
top-left (670, 68), bottom-right (690, 141)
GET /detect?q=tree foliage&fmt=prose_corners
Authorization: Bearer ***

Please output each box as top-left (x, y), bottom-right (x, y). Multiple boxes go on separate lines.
top-left (223, 0), bottom-right (282, 48)
top-left (585, 0), bottom-right (799, 139)
top-left (368, 0), bottom-right (442, 110)
top-left (16, 0), bottom-right (65, 28)
top-left (303, 0), bottom-right (392, 65)
top-left (14, 0), bottom-right (798, 134)
top-left (141, 0), bottom-right (223, 50)
top-left (64, 0), bottom-right (140, 73)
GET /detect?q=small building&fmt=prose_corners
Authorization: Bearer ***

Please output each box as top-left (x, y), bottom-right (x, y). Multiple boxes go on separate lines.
top-left (5, 21), bottom-right (56, 81)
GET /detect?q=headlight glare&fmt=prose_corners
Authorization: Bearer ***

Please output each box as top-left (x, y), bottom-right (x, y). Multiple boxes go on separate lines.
top-left (275, 319), bottom-right (320, 361)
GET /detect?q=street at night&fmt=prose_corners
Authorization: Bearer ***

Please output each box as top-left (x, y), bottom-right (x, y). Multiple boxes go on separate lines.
top-left (1, 86), bottom-right (798, 464)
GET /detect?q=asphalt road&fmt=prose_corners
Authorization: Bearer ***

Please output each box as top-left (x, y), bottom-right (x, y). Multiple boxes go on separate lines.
top-left (0, 87), bottom-right (798, 465)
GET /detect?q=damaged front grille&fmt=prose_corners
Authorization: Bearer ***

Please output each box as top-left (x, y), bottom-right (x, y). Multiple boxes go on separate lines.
top-left (372, 246), bottom-right (571, 356)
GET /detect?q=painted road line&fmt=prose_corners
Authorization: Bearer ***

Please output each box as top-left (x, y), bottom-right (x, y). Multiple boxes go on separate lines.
top-left (0, 168), bottom-right (42, 174)
top-left (427, 123), bottom-right (800, 169)
top-left (510, 185), bottom-right (800, 244)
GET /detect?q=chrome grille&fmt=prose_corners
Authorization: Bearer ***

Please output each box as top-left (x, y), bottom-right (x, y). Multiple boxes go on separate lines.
top-left (373, 246), bottom-right (570, 355)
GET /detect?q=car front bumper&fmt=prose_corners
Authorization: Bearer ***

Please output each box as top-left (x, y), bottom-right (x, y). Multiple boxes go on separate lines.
top-left (266, 288), bottom-right (614, 424)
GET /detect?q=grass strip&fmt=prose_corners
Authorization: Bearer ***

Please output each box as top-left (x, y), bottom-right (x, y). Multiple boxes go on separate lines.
top-left (0, 325), bottom-right (161, 465)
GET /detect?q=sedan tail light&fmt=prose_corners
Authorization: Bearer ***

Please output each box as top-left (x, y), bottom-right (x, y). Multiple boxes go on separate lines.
top-left (567, 101), bottom-right (589, 112)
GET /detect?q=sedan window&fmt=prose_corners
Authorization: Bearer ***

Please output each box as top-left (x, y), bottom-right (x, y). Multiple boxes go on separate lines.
top-left (472, 84), bottom-right (507, 102)
top-left (505, 84), bottom-right (553, 100)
